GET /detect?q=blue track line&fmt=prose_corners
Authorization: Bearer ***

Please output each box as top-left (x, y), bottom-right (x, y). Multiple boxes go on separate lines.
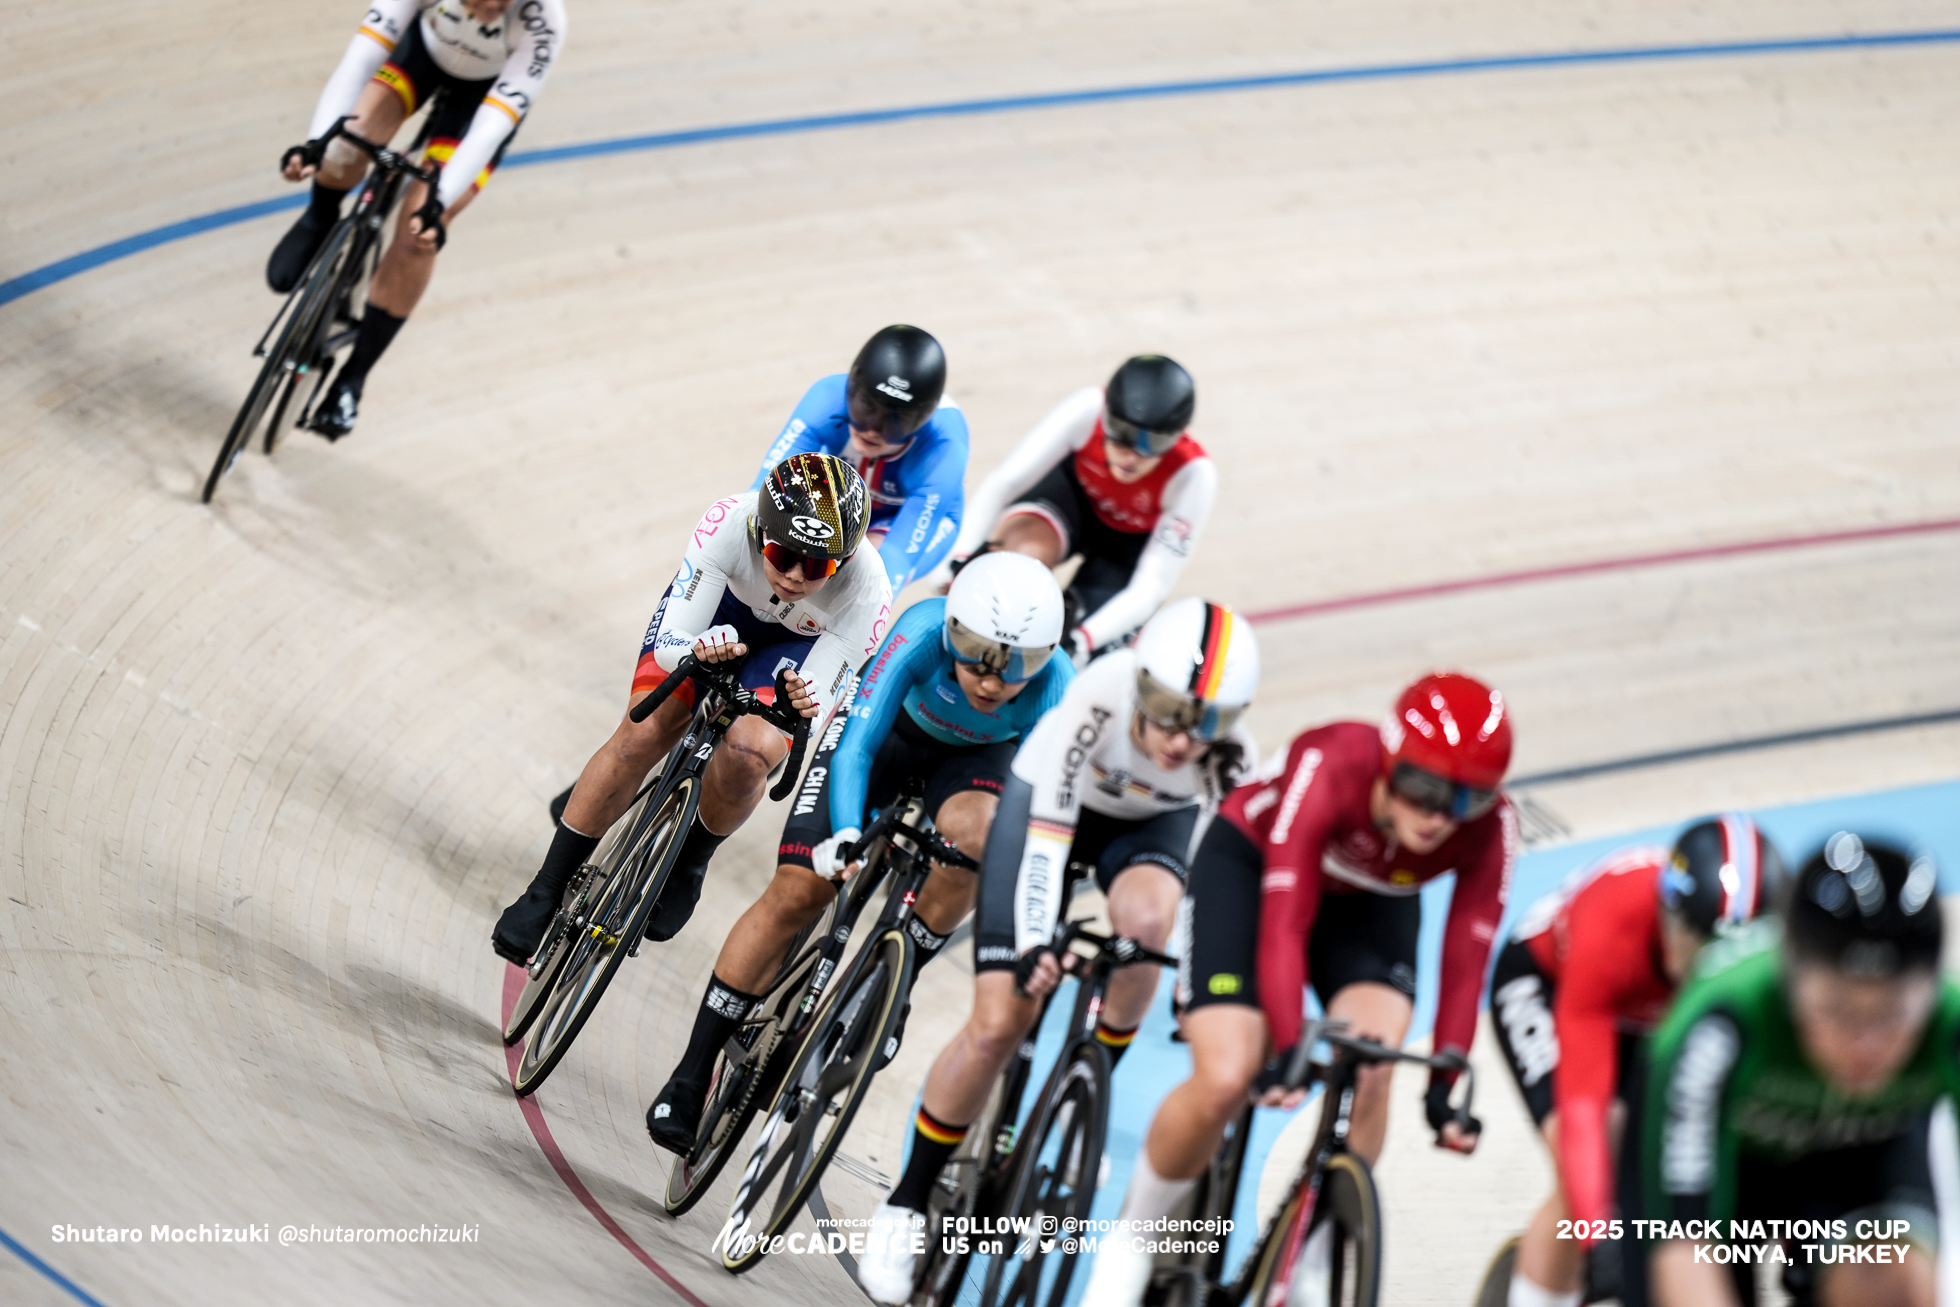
top-left (0, 1224), bottom-right (112, 1307)
top-left (4, 26), bottom-right (1959, 311)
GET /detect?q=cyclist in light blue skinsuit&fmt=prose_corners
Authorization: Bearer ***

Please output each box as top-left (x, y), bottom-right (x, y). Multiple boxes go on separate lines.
top-left (753, 325), bottom-right (968, 594)
top-left (646, 551), bottom-right (1070, 1152)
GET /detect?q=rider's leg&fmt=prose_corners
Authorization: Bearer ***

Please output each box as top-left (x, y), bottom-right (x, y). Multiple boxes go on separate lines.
top-left (1097, 860), bottom-right (1183, 1065)
top-left (1140, 1004), bottom-right (1265, 1183)
top-left (910, 786), bottom-right (995, 936)
top-left (1076, 1004), bottom-right (1264, 1307)
top-left (1323, 981), bottom-right (1415, 1167)
top-left (992, 510), bottom-right (1067, 567)
top-left (1514, 1113), bottom-right (1584, 1305)
top-left (269, 82), bottom-right (407, 292)
top-left (884, 972), bottom-right (1040, 1212)
top-left (492, 688), bottom-right (690, 960)
top-left (644, 713), bottom-right (790, 942)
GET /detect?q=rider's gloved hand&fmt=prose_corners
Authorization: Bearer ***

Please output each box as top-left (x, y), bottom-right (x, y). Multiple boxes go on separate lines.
top-left (1252, 1045), bottom-right (1296, 1095)
top-left (1013, 945), bottom-right (1061, 998)
top-left (1424, 1051), bottom-right (1482, 1152)
top-left (1063, 629), bottom-right (1092, 670)
top-left (812, 828), bottom-right (861, 882)
top-left (691, 625), bottom-right (745, 663)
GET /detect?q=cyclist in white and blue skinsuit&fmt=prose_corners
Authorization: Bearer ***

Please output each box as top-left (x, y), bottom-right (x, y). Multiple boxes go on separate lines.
top-left (753, 325), bottom-right (969, 594)
top-left (645, 552), bottom-right (1070, 1154)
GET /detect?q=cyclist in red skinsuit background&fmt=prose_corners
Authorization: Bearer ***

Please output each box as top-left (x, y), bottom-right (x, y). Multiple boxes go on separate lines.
top-left (1484, 816), bottom-right (1782, 1307)
top-left (1079, 671), bottom-right (1515, 1307)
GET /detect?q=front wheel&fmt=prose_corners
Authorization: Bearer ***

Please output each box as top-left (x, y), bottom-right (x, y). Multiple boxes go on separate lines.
top-left (1247, 1151), bottom-right (1381, 1307)
top-left (504, 782), bottom-right (660, 1046)
top-left (204, 220), bottom-right (354, 501)
top-left (717, 928), bottom-right (913, 1272)
top-left (1472, 1236), bottom-right (1519, 1307)
top-left (511, 777), bottom-right (694, 1095)
top-left (979, 1044), bottom-right (1110, 1307)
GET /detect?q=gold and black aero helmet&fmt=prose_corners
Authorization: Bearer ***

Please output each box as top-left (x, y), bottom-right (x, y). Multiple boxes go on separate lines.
top-left (755, 452), bottom-right (869, 574)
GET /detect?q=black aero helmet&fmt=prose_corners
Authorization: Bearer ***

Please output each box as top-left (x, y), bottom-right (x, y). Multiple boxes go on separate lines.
top-left (754, 451), bottom-right (869, 575)
top-left (1658, 814), bottom-right (1785, 936)
top-left (1104, 355), bottom-right (1195, 457)
top-left (1786, 832), bottom-right (1943, 977)
top-left (845, 325), bottom-right (946, 439)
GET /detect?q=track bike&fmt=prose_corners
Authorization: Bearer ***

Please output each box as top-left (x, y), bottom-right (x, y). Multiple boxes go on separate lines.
top-left (203, 114), bottom-right (444, 502)
top-left (977, 920), bottom-right (1178, 1307)
top-left (1143, 1021), bottom-right (1479, 1307)
top-left (502, 655), bottom-right (811, 1097)
top-left (665, 793), bottom-right (976, 1270)
top-left (907, 912), bottom-right (1175, 1307)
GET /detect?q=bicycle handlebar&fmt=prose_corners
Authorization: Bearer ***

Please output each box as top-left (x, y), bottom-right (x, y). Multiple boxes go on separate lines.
top-left (839, 796), bottom-right (980, 873)
top-left (1281, 1019), bottom-right (1478, 1131)
top-left (626, 655), bottom-right (814, 803)
top-left (282, 117), bottom-right (440, 186)
top-left (1052, 918), bottom-right (1177, 971)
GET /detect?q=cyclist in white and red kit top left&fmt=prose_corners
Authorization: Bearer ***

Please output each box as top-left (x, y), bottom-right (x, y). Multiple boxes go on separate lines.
top-left (267, 0), bottom-right (566, 439)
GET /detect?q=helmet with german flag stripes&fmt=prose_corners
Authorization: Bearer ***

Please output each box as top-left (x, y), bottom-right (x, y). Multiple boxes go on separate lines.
top-left (1132, 598), bottom-right (1259, 741)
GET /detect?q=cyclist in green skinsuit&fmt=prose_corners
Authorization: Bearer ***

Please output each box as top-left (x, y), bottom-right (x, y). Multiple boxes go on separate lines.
top-left (1642, 831), bottom-right (1956, 1307)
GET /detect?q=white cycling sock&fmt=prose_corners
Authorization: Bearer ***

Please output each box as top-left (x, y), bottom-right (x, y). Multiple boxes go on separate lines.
top-left (1507, 1273), bottom-right (1582, 1307)
top-left (1119, 1153), bottom-right (1196, 1224)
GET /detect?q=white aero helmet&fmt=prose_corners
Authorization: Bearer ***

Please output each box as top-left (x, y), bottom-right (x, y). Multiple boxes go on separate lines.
top-left (1133, 598), bottom-right (1259, 740)
top-left (944, 550), bottom-right (1066, 683)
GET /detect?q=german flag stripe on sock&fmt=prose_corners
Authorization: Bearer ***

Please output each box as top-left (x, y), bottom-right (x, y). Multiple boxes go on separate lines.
top-left (914, 1108), bottom-right (968, 1146)
top-left (1094, 1023), bottom-right (1138, 1049)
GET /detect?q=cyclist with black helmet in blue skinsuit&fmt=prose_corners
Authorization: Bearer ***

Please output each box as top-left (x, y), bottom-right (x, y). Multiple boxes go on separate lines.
top-left (754, 325), bottom-right (970, 595)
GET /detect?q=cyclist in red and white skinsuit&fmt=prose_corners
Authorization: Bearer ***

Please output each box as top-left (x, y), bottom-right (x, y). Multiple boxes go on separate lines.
top-left (1486, 816), bottom-right (1780, 1307)
top-left (1079, 671), bottom-right (1516, 1307)
top-left (928, 355), bottom-right (1214, 662)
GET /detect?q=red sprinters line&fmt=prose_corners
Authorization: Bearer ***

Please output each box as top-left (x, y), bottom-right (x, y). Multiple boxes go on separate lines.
top-left (1244, 516), bottom-right (1960, 626)
top-left (500, 965), bottom-right (711, 1307)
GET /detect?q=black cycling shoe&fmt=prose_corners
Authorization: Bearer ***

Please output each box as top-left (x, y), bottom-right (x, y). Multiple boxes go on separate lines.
top-left (310, 375), bottom-right (362, 441)
top-left (492, 887), bottom-right (557, 964)
top-left (547, 785), bottom-right (573, 827)
top-left (267, 211), bottom-right (333, 294)
top-left (646, 1078), bottom-right (707, 1156)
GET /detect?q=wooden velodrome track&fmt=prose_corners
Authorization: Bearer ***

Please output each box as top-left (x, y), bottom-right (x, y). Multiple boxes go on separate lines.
top-left (5, 1), bottom-right (1959, 1304)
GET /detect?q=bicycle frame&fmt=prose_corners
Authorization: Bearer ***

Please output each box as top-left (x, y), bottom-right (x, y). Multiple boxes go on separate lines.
top-left (1220, 1022), bottom-right (1478, 1304)
top-left (683, 787), bottom-right (973, 1167)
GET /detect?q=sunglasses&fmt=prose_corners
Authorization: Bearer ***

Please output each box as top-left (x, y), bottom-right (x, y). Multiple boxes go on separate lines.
top-left (1388, 762), bottom-right (1498, 821)
top-left (1134, 669), bottom-right (1243, 742)
top-left (760, 535), bottom-right (841, 580)
top-left (1103, 412), bottom-right (1183, 458)
top-left (846, 392), bottom-right (927, 441)
top-left (946, 617), bottom-right (1054, 684)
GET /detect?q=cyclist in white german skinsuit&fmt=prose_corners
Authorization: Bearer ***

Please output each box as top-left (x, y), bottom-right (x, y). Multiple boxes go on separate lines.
top-left (855, 599), bottom-right (1259, 1303)
top-left (267, 0), bottom-right (566, 439)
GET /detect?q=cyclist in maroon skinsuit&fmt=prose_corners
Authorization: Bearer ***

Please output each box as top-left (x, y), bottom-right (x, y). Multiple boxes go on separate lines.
top-left (1078, 671), bottom-right (1516, 1307)
top-left (1487, 817), bottom-right (1781, 1307)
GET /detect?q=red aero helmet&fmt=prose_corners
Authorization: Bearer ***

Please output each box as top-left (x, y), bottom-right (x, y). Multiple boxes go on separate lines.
top-left (1380, 672), bottom-right (1513, 790)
